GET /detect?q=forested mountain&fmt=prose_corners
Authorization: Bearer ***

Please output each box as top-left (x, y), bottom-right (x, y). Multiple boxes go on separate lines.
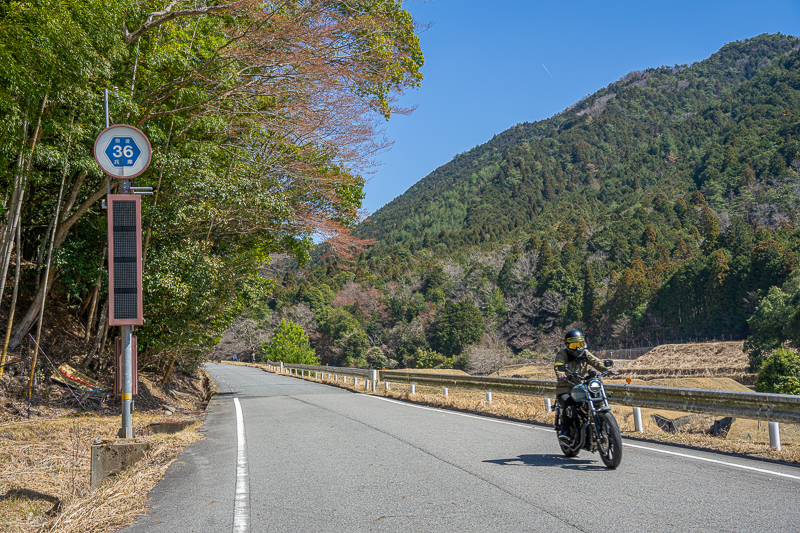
top-left (262, 33), bottom-right (800, 375)
top-left (358, 33), bottom-right (800, 246)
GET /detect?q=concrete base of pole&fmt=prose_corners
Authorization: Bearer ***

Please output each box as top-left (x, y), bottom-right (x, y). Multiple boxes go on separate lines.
top-left (769, 422), bottom-right (781, 450)
top-left (91, 440), bottom-right (149, 490)
top-left (633, 407), bottom-right (643, 433)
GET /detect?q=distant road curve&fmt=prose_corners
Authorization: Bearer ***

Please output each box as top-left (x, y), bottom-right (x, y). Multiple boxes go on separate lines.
top-left (122, 363), bottom-right (800, 533)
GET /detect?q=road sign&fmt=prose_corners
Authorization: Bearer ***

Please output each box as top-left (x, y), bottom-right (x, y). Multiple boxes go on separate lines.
top-left (94, 124), bottom-right (151, 179)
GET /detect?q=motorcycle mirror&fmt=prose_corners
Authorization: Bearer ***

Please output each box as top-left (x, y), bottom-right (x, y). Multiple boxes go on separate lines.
top-left (604, 359), bottom-right (613, 368)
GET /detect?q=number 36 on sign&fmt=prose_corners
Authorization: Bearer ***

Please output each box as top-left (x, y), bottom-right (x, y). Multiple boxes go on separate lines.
top-left (94, 124), bottom-right (152, 179)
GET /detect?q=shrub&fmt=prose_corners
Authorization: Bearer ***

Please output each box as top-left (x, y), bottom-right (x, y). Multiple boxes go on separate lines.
top-left (405, 347), bottom-right (448, 369)
top-left (260, 319), bottom-right (319, 365)
top-left (755, 348), bottom-right (800, 395)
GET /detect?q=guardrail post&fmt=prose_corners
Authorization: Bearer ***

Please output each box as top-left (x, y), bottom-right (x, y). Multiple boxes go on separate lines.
top-left (385, 381), bottom-right (390, 392)
top-left (334, 374), bottom-right (338, 382)
top-left (280, 362), bottom-right (284, 373)
top-left (370, 370), bottom-right (377, 392)
top-left (633, 407), bottom-right (643, 433)
top-left (544, 398), bottom-right (551, 412)
top-left (410, 384), bottom-right (415, 394)
top-left (315, 371), bottom-right (318, 380)
top-left (486, 392), bottom-right (492, 405)
top-left (443, 387), bottom-right (448, 398)
top-left (769, 422), bottom-right (781, 450)
top-left (353, 377), bottom-right (357, 387)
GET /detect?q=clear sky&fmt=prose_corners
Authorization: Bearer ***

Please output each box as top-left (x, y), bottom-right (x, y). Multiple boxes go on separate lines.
top-left (363, 0), bottom-right (800, 215)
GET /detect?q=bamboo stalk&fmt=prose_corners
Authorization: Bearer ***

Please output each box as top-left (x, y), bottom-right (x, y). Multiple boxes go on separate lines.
top-left (0, 221), bottom-right (22, 378)
top-left (0, 119), bottom-right (30, 304)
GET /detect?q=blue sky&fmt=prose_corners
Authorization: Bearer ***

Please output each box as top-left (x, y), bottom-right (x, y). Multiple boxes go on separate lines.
top-left (363, 0), bottom-right (800, 215)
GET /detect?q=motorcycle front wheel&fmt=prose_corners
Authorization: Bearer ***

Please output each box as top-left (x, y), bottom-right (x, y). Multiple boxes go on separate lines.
top-left (597, 412), bottom-right (622, 469)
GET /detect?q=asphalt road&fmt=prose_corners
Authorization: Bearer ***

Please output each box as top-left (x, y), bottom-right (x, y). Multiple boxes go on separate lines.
top-left (122, 363), bottom-right (800, 532)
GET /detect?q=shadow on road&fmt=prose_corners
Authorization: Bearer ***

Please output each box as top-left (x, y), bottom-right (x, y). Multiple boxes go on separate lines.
top-left (483, 454), bottom-right (609, 471)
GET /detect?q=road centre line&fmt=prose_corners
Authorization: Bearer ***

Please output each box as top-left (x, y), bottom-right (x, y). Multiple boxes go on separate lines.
top-left (233, 397), bottom-right (250, 533)
top-left (362, 394), bottom-right (800, 481)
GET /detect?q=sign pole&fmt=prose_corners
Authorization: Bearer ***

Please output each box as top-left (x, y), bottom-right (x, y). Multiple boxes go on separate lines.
top-left (104, 89), bottom-right (110, 196)
top-left (95, 115), bottom-right (151, 440)
top-left (120, 164), bottom-right (133, 438)
top-left (121, 322), bottom-right (133, 438)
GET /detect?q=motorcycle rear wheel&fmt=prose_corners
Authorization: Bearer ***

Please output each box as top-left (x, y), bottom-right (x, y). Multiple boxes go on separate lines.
top-left (597, 412), bottom-right (622, 469)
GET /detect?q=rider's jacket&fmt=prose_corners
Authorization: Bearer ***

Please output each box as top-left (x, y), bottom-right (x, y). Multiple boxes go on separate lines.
top-left (554, 348), bottom-right (607, 394)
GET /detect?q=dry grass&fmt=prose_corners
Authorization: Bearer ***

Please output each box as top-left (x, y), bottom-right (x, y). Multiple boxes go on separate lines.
top-left (621, 341), bottom-right (756, 383)
top-left (0, 414), bottom-right (204, 533)
top-left (0, 368), bottom-right (214, 533)
top-left (243, 363), bottom-right (800, 464)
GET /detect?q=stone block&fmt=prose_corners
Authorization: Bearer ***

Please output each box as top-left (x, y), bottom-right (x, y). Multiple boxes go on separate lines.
top-left (148, 420), bottom-right (199, 434)
top-left (90, 440), bottom-right (150, 490)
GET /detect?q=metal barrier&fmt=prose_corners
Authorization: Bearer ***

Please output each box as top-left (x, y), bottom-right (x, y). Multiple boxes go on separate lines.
top-left (262, 361), bottom-right (800, 447)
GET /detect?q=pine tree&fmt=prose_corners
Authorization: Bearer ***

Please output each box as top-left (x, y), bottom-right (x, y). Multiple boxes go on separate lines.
top-left (538, 239), bottom-right (555, 273)
top-left (700, 206), bottom-right (720, 253)
top-left (582, 263), bottom-right (598, 331)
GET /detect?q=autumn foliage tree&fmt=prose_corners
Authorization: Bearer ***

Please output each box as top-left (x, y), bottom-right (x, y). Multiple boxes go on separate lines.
top-left (0, 1), bottom-right (424, 370)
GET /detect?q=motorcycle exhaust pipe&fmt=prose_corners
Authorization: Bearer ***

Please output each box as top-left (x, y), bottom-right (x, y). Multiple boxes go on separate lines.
top-left (567, 419), bottom-right (591, 452)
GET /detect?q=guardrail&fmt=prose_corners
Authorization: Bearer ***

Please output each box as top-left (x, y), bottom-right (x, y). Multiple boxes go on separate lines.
top-left (263, 360), bottom-right (800, 449)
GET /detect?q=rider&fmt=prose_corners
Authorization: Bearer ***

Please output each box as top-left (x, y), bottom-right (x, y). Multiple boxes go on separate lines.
top-left (554, 329), bottom-right (616, 440)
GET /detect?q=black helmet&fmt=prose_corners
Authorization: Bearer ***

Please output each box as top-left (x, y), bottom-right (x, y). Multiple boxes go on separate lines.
top-left (565, 329), bottom-right (586, 356)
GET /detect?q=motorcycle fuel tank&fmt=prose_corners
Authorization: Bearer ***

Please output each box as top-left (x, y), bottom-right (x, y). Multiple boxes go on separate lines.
top-left (570, 383), bottom-right (587, 402)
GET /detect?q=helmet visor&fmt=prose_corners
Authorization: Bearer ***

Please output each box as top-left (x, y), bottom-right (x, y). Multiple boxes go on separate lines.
top-left (566, 337), bottom-right (585, 350)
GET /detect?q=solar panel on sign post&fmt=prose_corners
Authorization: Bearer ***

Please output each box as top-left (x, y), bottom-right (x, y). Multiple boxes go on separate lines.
top-left (107, 195), bottom-right (143, 325)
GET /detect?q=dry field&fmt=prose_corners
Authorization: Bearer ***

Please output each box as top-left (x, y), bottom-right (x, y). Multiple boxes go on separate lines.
top-left (0, 369), bottom-right (213, 533)
top-left (244, 355), bottom-right (800, 464)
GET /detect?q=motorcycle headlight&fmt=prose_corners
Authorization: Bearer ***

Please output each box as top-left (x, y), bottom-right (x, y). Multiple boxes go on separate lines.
top-left (588, 380), bottom-right (602, 396)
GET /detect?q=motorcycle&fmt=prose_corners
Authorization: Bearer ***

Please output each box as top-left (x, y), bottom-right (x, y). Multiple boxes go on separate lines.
top-left (553, 360), bottom-right (623, 469)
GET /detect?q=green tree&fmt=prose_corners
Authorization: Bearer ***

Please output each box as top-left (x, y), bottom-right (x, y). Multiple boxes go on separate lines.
top-left (261, 319), bottom-right (318, 365)
top-left (582, 263), bottom-right (598, 330)
top-left (700, 206), bottom-right (721, 252)
top-left (745, 272), bottom-right (800, 371)
top-left (430, 300), bottom-right (484, 357)
top-left (755, 348), bottom-right (800, 395)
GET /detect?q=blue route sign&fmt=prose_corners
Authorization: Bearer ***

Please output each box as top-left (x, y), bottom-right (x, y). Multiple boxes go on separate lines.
top-left (94, 124), bottom-right (151, 179)
top-left (104, 137), bottom-right (142, 168)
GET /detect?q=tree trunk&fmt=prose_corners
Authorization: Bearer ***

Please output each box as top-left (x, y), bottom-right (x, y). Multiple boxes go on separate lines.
top-left (9, 184), bottom-right (106, 350)
top-left (83, 247), bottom-right (106, 343)
top-left (83, 297), bottom-right (109, 370)
top-left (0, 119), bottom-right (29, 301)
top-left (0, 223), bottom-right (22, 378)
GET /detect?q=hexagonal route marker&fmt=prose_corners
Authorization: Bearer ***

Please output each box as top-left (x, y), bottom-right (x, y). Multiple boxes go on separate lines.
top-left (94, 124), bottom-right (151, 179)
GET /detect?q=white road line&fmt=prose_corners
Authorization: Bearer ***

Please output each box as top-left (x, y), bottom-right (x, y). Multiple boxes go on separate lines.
top-left (622, 443), bottom-right (800, 481)
top-left (233, 397), bottom-right (249, 533)
top-left (362, 394), bottom-right (800, 481)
